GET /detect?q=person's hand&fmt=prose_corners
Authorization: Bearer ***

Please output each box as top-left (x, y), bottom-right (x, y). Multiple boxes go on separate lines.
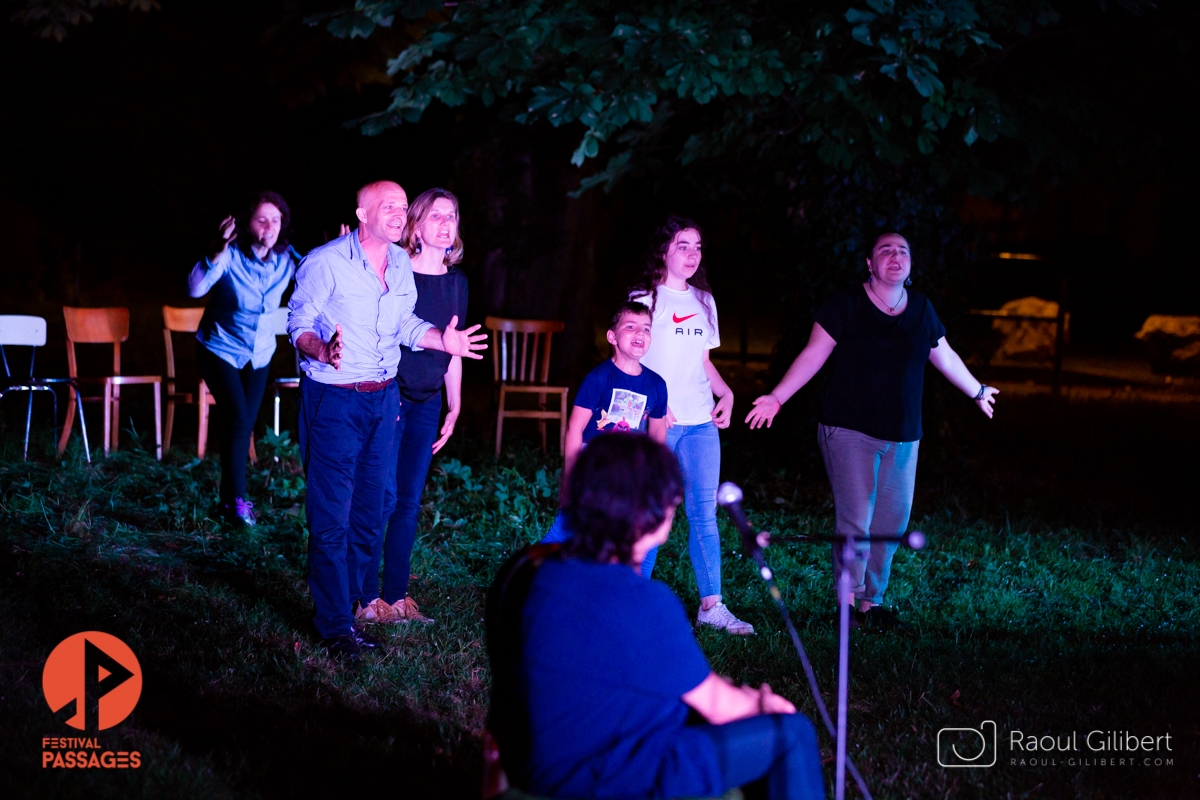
top-left (210, 215), bottom-right (236, 261)
top-left (758, 684), bottom-right (796, 715)
top-left (218, 215), bottom-right (236, 243)
top-left (976, 385), bottom-right (999, 418)
top-left (338, 223), bottom-right (351, 237)
top-left (745, 394), bottom-right (782, 429)
top-left (323, 324), bottom-right (344, 370)
top-left (711, 391), bottom-right (734, 429)
top-left (664, 407), bottom-right (677, 430)
top-left (440, 316), bottom-right (488, 360)
top-left (432, 407), bottom-right (459, 454)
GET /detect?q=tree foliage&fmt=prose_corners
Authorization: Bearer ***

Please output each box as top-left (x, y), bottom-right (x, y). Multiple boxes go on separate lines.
top-left (12, 0), bottom-right (158, 41)
top-left (315, 0), bottom-right (1148, 201)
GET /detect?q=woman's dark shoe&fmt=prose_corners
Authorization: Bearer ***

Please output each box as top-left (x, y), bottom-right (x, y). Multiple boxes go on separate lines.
top-left (834, 606), bottom-right (865, 630)
top-left (864, 607), bottom-right (916, 638)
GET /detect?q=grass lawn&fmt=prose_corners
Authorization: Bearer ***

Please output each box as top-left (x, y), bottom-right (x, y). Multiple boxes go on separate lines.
top-left (0, 389), bottom-right (1196, 799)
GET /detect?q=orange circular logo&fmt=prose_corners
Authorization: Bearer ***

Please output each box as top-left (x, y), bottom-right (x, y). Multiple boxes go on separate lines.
top-left (42, 632), bottom-right (142, 731)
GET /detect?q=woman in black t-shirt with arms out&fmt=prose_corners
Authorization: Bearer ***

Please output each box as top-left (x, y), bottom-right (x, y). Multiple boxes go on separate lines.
top-left (356, 188), bottom-right (470, 625)
top-left (745, 233), bottom-right (997, 628)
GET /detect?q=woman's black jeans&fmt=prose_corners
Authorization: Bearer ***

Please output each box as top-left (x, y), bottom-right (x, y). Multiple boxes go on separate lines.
top-left (198, 346), bottom-right (270, 503)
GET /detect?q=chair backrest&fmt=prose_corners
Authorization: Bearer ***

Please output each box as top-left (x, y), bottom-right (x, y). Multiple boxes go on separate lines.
top-left (0, 315), bottom-right (48, 347)
top-left (63, 306), bottom-right (131, 377)
top-left (0, 315), bottom-right (47, 379)
top-left (163, 306), bottom-right (204, 333)
top-left (270, 307), bottom-right (291, 337)
top-left (485, 543), bottom-right (561, 789)
top-left (484, 317), bottom-right (565, 385)
top-left (162, 306), bottom-right (205, 383)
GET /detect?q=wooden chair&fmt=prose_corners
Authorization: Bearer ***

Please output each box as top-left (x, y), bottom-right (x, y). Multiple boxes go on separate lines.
top-left (0, 315), bottom-right (90, 462)
top-left (485, 317), bottom-right (568, 458)
top-left (268, 307), bottom-right (301, 436)
top-left (162, 305), bottom-right (256, 461)
top-left (58, 307), bottom-right (162, 459)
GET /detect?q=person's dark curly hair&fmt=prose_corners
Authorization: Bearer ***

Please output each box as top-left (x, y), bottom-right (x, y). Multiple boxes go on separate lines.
top-left (626, 215), bottom-right (715, 330)
top-left (562, 433), bottom-right (683, 565)
top-left (236, 190), bottom-right (292, 256)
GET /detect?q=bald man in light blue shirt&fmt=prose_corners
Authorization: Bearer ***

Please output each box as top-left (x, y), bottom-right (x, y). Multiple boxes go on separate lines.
top-left (288, 180), bottom-right (486, 661)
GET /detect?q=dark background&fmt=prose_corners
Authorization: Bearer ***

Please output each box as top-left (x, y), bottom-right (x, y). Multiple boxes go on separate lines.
top-left (1, 0), bottom-right (1198, 403)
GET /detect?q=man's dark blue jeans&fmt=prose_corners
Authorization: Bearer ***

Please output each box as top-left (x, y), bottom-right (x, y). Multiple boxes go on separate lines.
top-left (298, 377), bottom-right (399, 640)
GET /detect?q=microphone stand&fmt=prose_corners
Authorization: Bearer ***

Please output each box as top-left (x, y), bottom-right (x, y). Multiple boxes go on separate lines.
top-left (717, 483), bottom-right (925, 800)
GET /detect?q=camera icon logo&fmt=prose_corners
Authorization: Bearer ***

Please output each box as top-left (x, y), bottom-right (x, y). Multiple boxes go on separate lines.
top-left (936, 720), bottom-right (997, 768)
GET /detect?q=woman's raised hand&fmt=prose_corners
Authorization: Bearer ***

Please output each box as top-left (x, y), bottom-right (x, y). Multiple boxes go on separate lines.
top-left (210, 215), bottom-right (237, 261)
top-left (976, 385), bottom-right (999, 419)
top-left (744, 394), bottom-right (782, 429)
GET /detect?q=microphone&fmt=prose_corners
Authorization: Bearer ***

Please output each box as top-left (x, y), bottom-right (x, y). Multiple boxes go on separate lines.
top-left (716, 482), bottom-right (770, 574)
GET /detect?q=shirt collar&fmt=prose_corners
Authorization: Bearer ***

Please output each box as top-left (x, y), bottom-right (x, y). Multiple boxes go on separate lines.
top-left (350, 229), bottom-right (411, 277)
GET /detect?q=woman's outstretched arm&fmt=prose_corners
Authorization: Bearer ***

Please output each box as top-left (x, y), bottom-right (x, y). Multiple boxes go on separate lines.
top-left (927, 336), bottom-right (998, 418)
top-left (744, 322), bottom-right (837, 429)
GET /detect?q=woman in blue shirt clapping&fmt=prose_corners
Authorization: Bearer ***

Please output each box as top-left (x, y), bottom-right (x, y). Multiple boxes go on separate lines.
top-left (188, 191), bottom-right (297, 526)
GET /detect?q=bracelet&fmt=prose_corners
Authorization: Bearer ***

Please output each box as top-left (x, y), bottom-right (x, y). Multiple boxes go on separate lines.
top-left (974, 384), bottom-right (988, 401)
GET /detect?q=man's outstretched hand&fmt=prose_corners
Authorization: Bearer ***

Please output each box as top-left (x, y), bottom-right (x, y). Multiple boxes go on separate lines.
top-left (440, 316), bottom-right (488, 360)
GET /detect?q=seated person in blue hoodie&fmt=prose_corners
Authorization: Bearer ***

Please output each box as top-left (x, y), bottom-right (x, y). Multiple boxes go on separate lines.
top-left (490, 433), bottom-right (826, 800)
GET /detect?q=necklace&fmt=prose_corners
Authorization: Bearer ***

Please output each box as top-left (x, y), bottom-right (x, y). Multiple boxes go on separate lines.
top-left (868, 279), bottom-right (906, 315)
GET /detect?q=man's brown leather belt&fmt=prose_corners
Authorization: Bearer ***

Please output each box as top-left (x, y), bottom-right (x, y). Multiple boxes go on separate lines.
top-left (329, 378), bottom-right (394, 392)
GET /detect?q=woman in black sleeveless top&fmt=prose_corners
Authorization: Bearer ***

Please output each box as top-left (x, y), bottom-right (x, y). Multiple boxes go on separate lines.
top-left (357, 188), bottom-right (470, 625)
top-left (745, 233), bottom-right (997, 629)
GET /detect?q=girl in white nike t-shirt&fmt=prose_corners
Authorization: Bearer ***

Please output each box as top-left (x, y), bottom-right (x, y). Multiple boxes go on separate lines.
top-left (629, 216), bottom-right (754, 635)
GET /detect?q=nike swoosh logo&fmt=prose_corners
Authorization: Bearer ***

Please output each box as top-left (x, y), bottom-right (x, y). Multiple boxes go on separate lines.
top-left (672, 313), bottom-right (698, 323)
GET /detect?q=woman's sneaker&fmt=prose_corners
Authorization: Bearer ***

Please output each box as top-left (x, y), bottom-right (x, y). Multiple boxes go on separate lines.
top-left (393, 596), bottom-right (434, 624)
top-left (697, 602), bottom-right (755, 635)
top-left (218, 497), bottom-right (256, 527)
top-left (355, 598), bottom-right (400, 624)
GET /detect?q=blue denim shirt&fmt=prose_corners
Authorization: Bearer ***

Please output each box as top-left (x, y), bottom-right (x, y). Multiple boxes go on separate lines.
top-left (287, 230), bottom-right (433, 385)
top-left (188, 244), bottom-right (297, 369)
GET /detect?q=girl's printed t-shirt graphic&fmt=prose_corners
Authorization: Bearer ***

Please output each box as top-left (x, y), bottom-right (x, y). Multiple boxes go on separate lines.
top-left (631, 285), bottom-right (721, 426)
top-left (574, 360), bottom-right (668, 445)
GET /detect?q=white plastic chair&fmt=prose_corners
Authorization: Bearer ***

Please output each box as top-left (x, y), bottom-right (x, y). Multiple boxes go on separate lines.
top-left (271, 307), bottom-right (301, 436)
top-left (0, 315), bottom-right (91, 461)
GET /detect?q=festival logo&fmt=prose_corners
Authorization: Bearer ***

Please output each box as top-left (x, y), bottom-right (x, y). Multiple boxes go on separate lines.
top-left (43, 631), bottom-right (142, 731)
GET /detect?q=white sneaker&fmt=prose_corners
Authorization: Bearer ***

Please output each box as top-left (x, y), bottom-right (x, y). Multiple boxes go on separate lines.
top-left (697, 602), bottom-right (755, 635)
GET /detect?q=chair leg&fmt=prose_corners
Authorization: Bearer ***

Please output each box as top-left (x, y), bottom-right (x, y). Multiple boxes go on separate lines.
top-left (538, 391), bottom-right (548, 453)
top-left (153, 382), bottom-right (162, 461)
top-left (164, 401), bottom-right (176, 453)
top-left (559, 392), bottom-right (568, 454)
top-left (198, 383), bottom-right (209, 460)
top-left (110, 384), bottom-right (121, 453)
top-left (23, 390), bottom-right (34, 461)
top-left (102, 382), bottom-right (113, 457)
top-left (494, 388), bottom-right (505, 459)
top-left (249, 435), bottom-right (257, 464)
top-left (58, 385), bottom-right (77, 456)
top-left (73, 387), bottom-right (90, 464)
